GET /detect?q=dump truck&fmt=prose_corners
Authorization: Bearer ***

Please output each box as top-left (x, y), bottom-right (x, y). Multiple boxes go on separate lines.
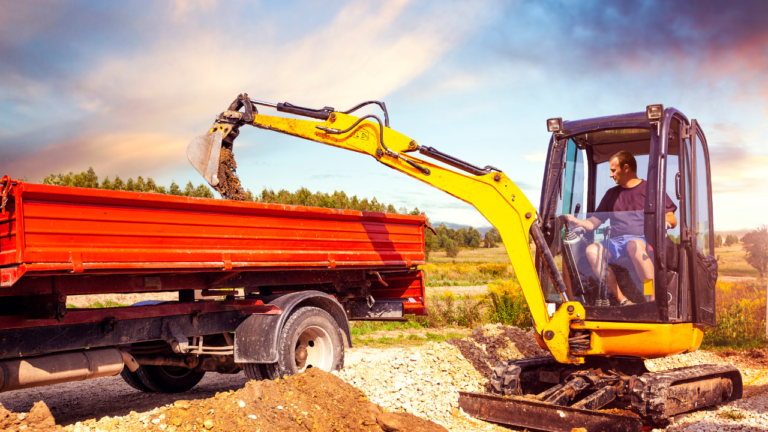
top-left (0, 177), bottom-right (426, 392)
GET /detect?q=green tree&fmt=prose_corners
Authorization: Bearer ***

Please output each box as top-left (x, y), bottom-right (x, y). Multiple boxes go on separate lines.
top-left (168, 181), bottom-right (181, 195)
top-left (715, 234), bottom-right (723, 248)
top-left (113, 175), bottom-right (125, 191)
top-left (742, 225), bottom-right (768, 278)
top-left (444, 238), bottom-right (459, 258)
top-left (484, 228), bottom-right (502, 248)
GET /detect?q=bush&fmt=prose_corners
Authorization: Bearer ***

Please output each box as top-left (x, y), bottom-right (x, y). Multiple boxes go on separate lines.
top-left (425, 290), bottom-right (487, 328)
top-left (487, 279), bottom-right (532, 329)
top-left (445, 239), bottom-right (459, 258)
top-left (742, 225), bottom-right (768, 278)
top-left (702, 280), bottom-right (766, 348)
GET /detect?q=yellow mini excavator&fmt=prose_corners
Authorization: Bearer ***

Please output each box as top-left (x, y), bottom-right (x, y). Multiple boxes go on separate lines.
top-left (188, 94), bottom-right (740, 432)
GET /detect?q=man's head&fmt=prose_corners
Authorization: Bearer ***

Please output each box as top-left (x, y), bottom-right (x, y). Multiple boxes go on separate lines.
top-left (609, 151), bottom-right (638, 186)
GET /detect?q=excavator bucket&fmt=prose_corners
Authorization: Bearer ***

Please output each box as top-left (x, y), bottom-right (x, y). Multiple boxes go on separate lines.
top-left (458, 392), bottom-right (643, 432)
top-left (186, 130), bottom-right (223, 187)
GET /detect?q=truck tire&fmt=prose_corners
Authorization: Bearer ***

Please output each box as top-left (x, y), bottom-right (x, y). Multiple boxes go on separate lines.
top-left (120, 367), bottom-right (155, 392)
top-left (136, 365), bottom-right (206, 393)
top-left (260, 306), bottom-right (345, 379)
top-left (242, 363), bottom-right (263, 381)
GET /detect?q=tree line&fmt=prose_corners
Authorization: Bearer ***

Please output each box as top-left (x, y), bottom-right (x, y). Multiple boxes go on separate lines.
top-left (42, 168), bottom-right (214, 198)
top-left (41, 168), bottom-right (503, 258)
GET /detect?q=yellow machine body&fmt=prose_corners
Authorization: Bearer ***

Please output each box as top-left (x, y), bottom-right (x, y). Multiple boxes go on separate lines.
top-left (193, 107), bottom-right (710, 365)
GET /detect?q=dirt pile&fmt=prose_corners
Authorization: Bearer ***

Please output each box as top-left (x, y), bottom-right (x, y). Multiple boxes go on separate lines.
top-left (0, 401), bottom-right (61, 432)
top-left (447, 324), bottom-right (548, 380)
top-left (214, 147), bottom-right (248, 201)
top-left (336, 325), bottom-right (547, 432)
top-left (54, 368), bottom-right (446, 432)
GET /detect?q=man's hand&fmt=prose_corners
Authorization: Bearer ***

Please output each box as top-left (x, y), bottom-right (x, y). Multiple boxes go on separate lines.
top-left (564, 214), bottom-right (581, 228)
top-left (564, 214), bottom-right (601, 231)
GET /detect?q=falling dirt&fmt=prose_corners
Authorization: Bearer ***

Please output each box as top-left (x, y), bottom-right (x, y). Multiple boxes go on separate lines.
top-left (11, 369), bottom-right (448, 432)
top-left (214, 146), bottom-right (248, 201)
top-left (0, 401), bottom-right (61, 432)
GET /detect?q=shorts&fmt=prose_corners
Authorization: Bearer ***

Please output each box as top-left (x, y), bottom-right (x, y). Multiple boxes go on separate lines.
top-left (603, 234), bottom-right (646, 261)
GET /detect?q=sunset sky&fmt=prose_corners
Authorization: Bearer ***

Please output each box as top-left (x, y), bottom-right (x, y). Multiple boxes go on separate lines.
top-left (1, 0), bottom-right (766, 231)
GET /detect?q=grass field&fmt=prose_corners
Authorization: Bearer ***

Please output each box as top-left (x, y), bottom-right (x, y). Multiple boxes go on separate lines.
top-left (715, 244), bottom-right (760, 278)
top-left (428, 245), bottom-right (512, 263)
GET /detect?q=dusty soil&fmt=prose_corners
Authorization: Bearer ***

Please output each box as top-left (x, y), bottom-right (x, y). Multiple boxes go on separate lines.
top-left (5, 327), bottom-right (768, 432)
top-left (447, 324), bottom-right (547, 384)
top-left (2, 369), bottom-right (447, 432)
top-left (0, 401), bottom-right (61, 432)
top-left (214, 146), bottom-right (248, 200)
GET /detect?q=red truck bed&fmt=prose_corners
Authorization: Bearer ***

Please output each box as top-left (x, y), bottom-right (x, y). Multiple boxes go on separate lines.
top-left (0, 180), bottom-right (426, 288)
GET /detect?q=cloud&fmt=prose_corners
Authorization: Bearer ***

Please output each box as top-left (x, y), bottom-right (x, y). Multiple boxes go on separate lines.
top-left (705, 123), bottom-right (768, 194)
top-left (494, 0), bottom-right (768, 106)
top-left (523, 152), bottom-right (546, 162)
top-left (2, 131), bottom-right (192, 181)
top-left (0, 1), bottom-right (493, 181)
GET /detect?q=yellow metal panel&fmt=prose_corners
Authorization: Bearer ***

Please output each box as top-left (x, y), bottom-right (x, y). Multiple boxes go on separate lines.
top-left (571, 321), bottom-right (704, 359)
top-left (542, 302), bottom-right (586, 364)
top-left (643, 279), bottom-right (654, 296)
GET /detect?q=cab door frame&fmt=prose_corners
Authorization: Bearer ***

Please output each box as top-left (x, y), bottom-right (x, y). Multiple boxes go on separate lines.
top-left (688, 120), bottom-right (717, 326)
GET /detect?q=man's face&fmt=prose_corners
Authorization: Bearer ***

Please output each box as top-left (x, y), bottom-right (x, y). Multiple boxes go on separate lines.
top-left (609, 158), bottom-right (630, 185)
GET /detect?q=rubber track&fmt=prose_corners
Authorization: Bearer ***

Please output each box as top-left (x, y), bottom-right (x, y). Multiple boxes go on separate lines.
top-left (631, 363), bottom-right (743, 425)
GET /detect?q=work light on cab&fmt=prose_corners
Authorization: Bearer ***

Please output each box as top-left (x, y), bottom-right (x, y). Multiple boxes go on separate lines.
top-left (646, 104), bottom-right (664, 120)
top-left (546, 117), bottom-right (563, 133)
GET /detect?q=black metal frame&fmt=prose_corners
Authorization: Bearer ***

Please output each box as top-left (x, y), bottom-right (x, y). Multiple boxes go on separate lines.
top-left (538, 108), bottom-right (714, 324)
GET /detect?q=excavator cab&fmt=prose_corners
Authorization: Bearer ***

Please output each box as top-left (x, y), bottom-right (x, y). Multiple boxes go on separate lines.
top-left (537, 106), bottom-right (718, 327)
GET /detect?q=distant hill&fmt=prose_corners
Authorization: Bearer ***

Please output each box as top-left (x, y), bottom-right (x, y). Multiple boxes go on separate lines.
top-left (432, 221), bottom-right (493, 236)
top-left (716, 228), bottom-right (752, 240)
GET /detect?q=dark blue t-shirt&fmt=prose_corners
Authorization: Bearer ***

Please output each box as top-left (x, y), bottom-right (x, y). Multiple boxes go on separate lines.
top-left (592, 180), bottom-right (677, 237)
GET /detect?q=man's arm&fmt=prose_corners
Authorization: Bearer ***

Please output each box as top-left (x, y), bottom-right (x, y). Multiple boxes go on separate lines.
top-left (565, 215), bottom-right (603, 231)
top-left (666, 212), bottom-right (677, 229)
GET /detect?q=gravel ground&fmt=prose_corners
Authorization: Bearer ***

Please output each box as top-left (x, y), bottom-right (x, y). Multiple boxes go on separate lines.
top-left (2, 328), bottom-right (767, 431)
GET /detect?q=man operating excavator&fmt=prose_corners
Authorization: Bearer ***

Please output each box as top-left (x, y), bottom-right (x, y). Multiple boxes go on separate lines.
top-left (565, 151), bottom-right (677, 306)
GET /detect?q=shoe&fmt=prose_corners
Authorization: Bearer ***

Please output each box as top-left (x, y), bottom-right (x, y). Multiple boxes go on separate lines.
top-left (620, 299), bottom-right (635, 306)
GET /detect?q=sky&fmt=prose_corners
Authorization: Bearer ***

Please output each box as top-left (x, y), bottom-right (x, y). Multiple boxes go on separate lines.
top-left (1, 0), bottom-right (766, 231)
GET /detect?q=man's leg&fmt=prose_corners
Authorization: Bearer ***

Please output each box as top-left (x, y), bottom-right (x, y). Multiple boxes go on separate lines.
top-left (626, 238), bottom-right (655, 301)
top-left (585, 243), bottom-right (626, 303)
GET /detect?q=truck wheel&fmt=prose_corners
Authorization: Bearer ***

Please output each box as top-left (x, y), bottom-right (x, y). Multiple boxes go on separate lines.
top-left (262, 306), bottom-right (345, 379)
top-left (120, 367), bottom-right (155, 392)
top-left (136, 365), bottom-right (206, 393)
top-left (242, 363), bottom-right (263, 381)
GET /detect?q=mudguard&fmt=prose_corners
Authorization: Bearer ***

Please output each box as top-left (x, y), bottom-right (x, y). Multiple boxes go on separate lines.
top-left (234, 291), bottom-right (352, 363)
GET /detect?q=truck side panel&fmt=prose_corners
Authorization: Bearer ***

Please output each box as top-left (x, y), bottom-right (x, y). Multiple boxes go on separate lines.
top-left (1, 182), bottom-right (426, 287)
